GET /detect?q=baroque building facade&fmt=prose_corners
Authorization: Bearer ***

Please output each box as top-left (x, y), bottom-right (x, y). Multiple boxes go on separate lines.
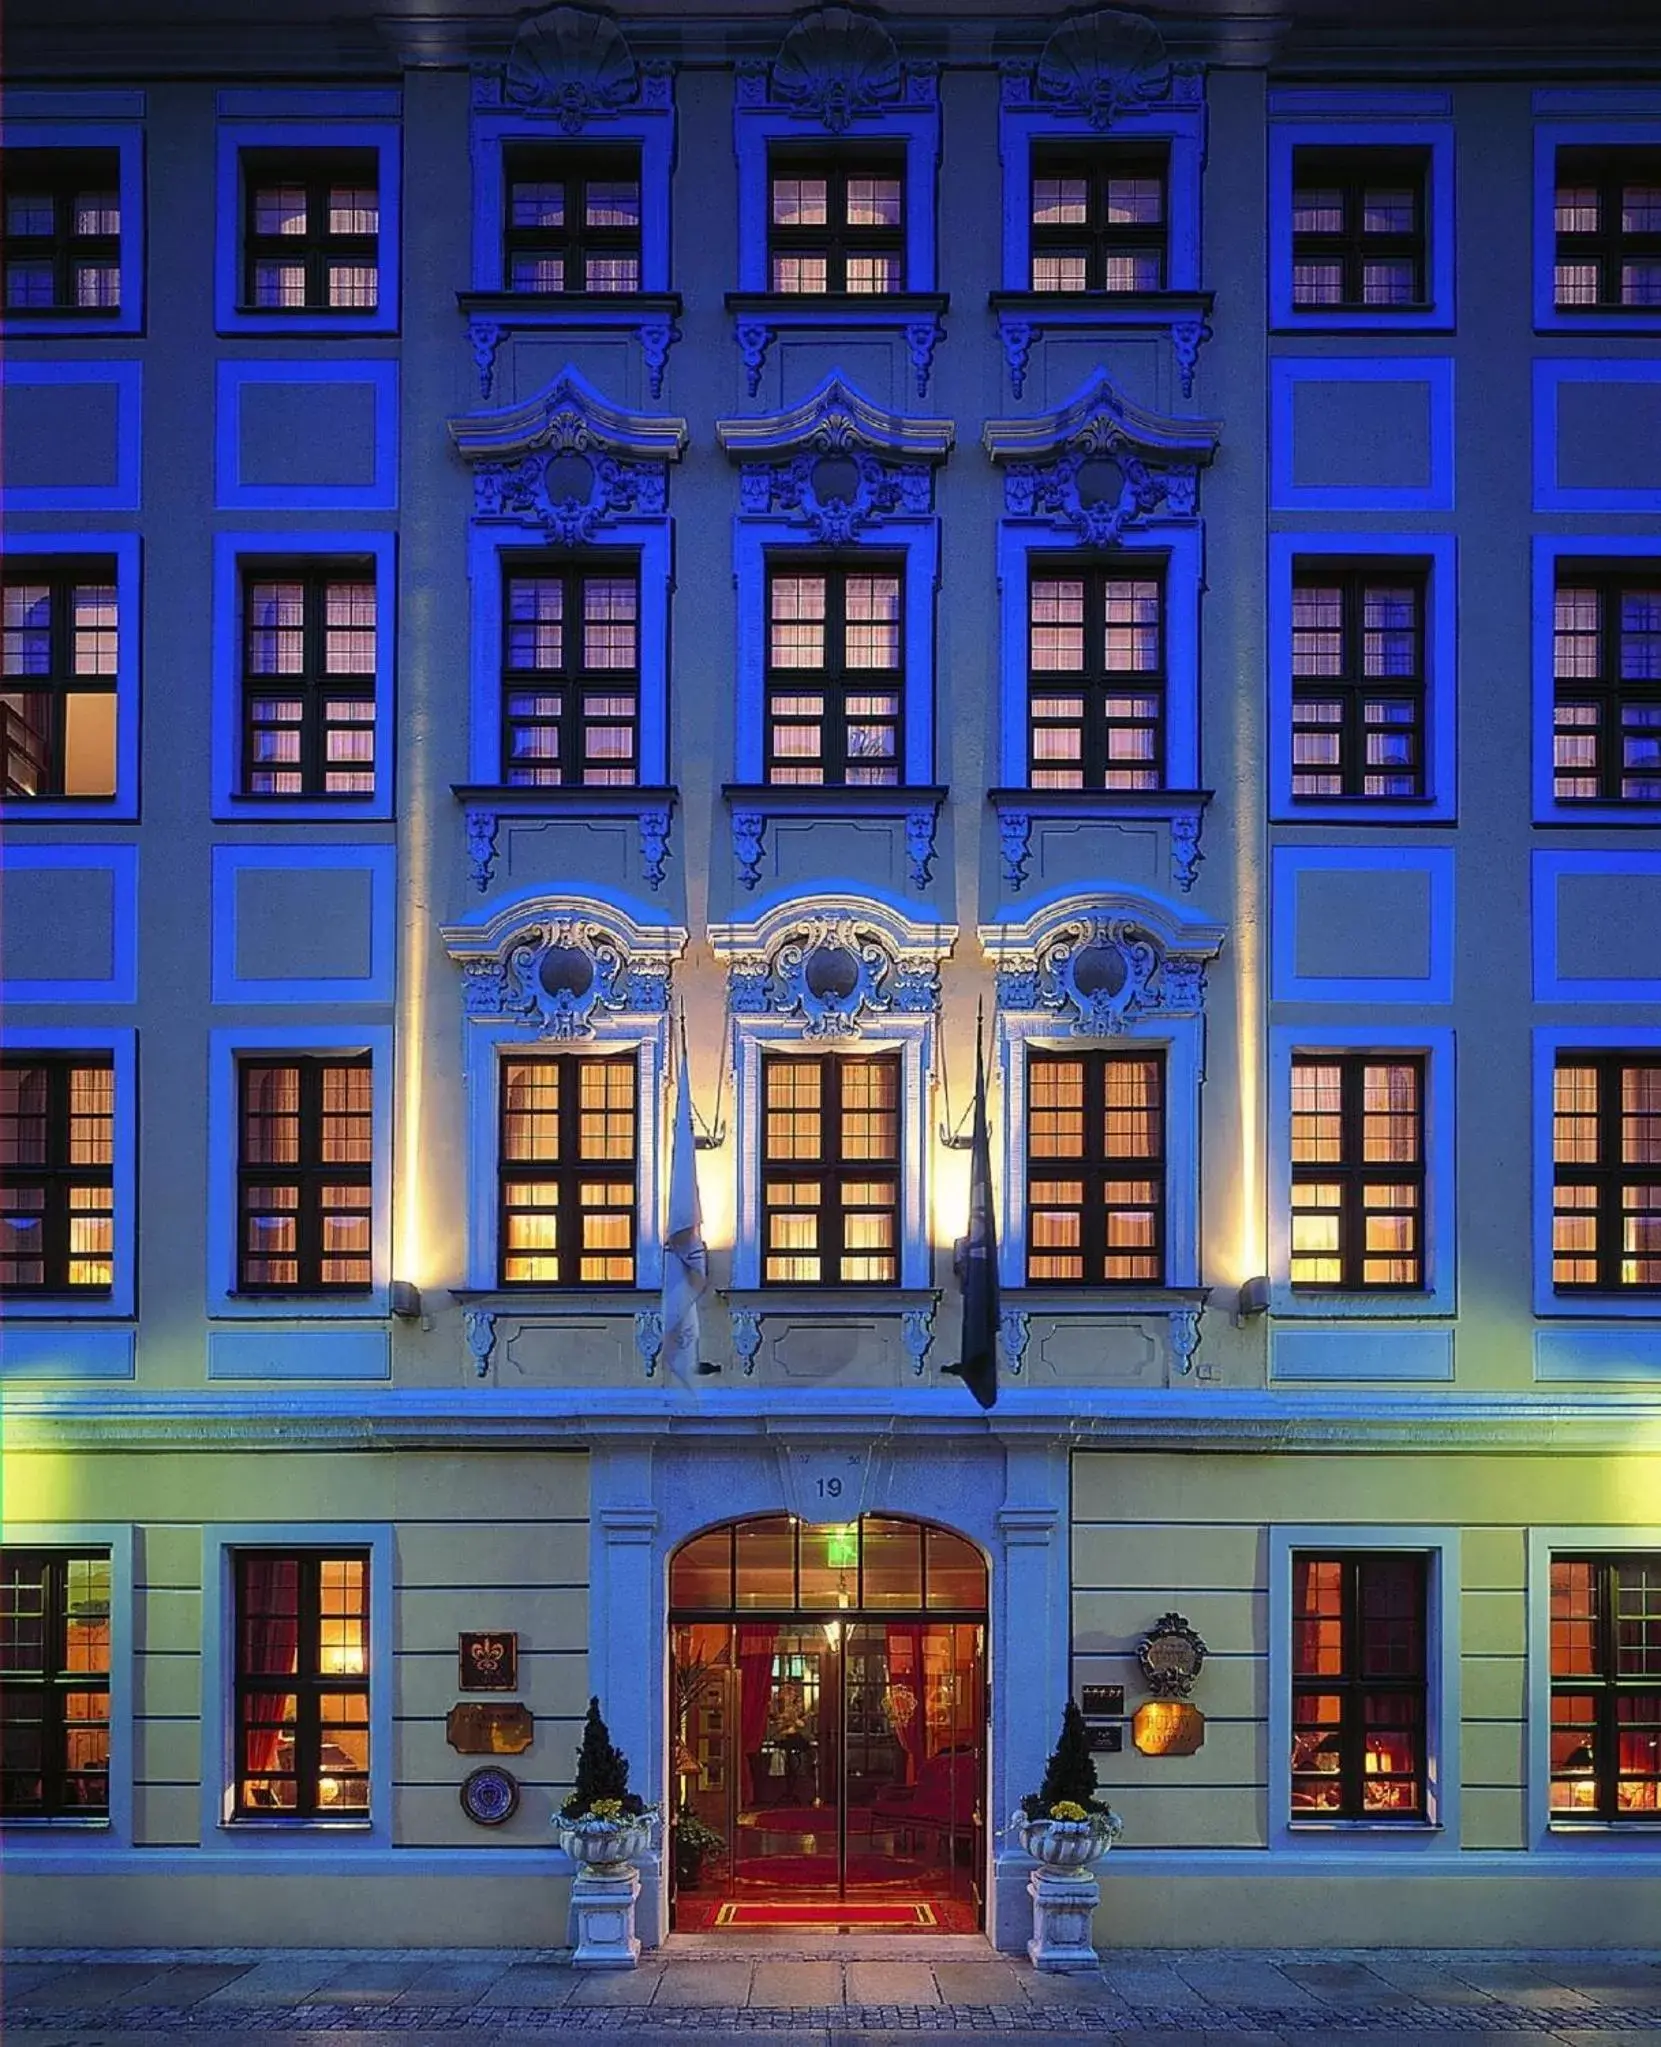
top-left (3, 0), bottom-right (1661, 1951)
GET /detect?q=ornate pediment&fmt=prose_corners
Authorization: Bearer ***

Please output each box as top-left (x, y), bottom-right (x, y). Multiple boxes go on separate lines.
top-left (984, 370), bottom-right (1219, 543)
top-left (449, 366), bottom-right (688, 542)
top-left (474, 5), bottom-right (672, 129)
top-left (442, 891), bottom-right (688, 1039)
top-left (710, 896), bottom-right (957, 1039)
top-left (738, 6), bottom-right (933, 130)
top-left (1002, 8), bottom-right (1201, 129)
top-left (718, 374), bottom-right (951, 536)
top-left (981, 889), bottom-right (1224, 1035)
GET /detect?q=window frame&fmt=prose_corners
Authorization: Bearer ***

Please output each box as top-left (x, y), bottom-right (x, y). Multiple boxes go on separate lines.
top-left (1025, 553), bottom-right (1169, 794)
top-left (207, 1026), bottom-right (392, 1321)
top-left (0, 116), bottom-right (144, 336)
top-left (0, 1050), bottom-right (118, 1306)
top-left (0, 1525), bottom-right (132, 1846)
top-left (764, 142), bottom-right (907, 297)
top-left (759, 1047), bottom-right (904, 1289)
top-left (1288, 1050), bottom-right (1429, 1297)
top-left (763, 548), bottom-right (907, 788)
top-left (0, 532), bottom-right (140, 821)
top-left (0, 1546), bottom-right (114, 1821)
top-left (1267, 1526), bottom-right (1458, 1849)
top-left (496, 1048), bottom-right (642, 1291)
top-left (1268, 112), bottom-right (1454, 332)
top-left (1025, 140), bottom-right (1170, 296)
top-left (1269, 1025), bottom-right (1456, 1318)
top-left (1534, 538), bottom-right (1661, 819)
top-left (498, 547), bottom-right (645, 791)
top-left (233, 1052), bottom-right (375, 1300)
top-left (1544, 1550), bottom-right (1661, 1827)
top-left (1545, 1044), bottom-right (1661, 1302)
top-left (1534, 111), bottom-right (1661, 335)
top-left (238, 144), bottom-right (381, 320)
top-left (1534, 1028), bottom-right (1661, 1320)
top-left (1022, 1045), bottom-right (1168, 1289)
top-left (235, 554), bottom-right (382, 805)
top-left (212, 533), bottom-right (395, 822)
top-left (499, 139), bottom-right (644, 298)
top-left (215, 101), bottom-right (401, 337)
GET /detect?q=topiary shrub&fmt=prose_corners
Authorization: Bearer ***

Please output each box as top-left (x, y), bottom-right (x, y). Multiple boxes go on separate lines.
top-left (561, 1696), bottom-right (646, 1819)
top-left (1021, 1700), bottom-right (1114, 1821)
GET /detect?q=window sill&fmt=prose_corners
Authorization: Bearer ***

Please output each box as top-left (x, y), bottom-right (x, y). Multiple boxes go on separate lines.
top-left (1547, 1819), bottom-right (1661, 1833)
top-left (1270, 306), bottom-right (1451, 335)
top-left (724, 292), bottom-right (950, 400)
top-left (1274, 798), bottom-right (1452, 827)
top-left (0, 1815), bottom-right (112, 1830)
top-left (455, 291), bottom-right (683, 402)
top-left (723, 784), bottom-right (946, 894)
top-left (988, 290), bottom-right (1214, 399)
top-left (221, 307), bottom-right (396, 339)
top-left (453, 784), bottom-right (677, 894)
top-left (1288, 1819), bottom-right (1441, 1833)
top-left (224, 1817), bottom-right (374, 1831)
top-left (988, 787), bottom-right (1211, 896)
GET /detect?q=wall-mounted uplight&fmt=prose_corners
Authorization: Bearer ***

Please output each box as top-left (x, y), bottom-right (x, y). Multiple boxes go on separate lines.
top-left (1236, 1275), bottom-right (1270, 1320)
top-left (390, 1280), bottom-right (423, 1320)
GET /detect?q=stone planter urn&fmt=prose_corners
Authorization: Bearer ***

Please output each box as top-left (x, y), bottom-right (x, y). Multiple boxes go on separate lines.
top-left (556, 1813), bottom-right (657, 1969)
top-left (1011, 1810), bottom-right (1122, 1972)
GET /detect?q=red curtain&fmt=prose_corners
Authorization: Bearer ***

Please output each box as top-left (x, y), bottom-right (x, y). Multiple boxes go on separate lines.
top-left (737, 1625), bottom-right (776, 1806)
top-left (240, 1559), bottom-right (300, 1779)
top-left (884, 1623), bottom-right (923, 1784)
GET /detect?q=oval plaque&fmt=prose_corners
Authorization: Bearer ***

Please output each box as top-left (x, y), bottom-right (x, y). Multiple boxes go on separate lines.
top-left (460, 1764), bottom-right (521, 1826)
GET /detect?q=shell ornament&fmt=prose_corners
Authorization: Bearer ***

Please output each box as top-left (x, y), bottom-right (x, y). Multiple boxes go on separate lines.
top-left (506, 5), bottom-right (638, 131)
top-left (1036, 8), bottom-right (1171, 130)
top-left (772, 6), bottom-right (903, 132)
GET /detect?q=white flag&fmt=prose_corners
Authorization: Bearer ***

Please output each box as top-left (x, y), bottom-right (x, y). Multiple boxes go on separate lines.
top-left (661, 1037), bottom-right (708, 1389)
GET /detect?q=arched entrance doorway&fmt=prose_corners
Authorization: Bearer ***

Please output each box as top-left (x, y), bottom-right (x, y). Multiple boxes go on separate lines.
top-left (668, 1513), bottom-right (988, 1932)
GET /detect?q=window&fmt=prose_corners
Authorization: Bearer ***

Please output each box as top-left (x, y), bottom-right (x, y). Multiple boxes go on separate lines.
top-left (233, 1551), bottom-right (370, 1819)
top-left (2, 558), bottom-right (118, 799)
top-left (502, 145), bottom-right (641, 295)
top-left (1551, 1053), bottom-right (1661, 1293)
top-left (1291, 147), bottom-right (1428, 310)
top-left (1290, 1551), bottom-right (1427, 1821)
top-left (236, 1056), bottom-right (372, 1294)
top-left (1028, 144), bottom-right (1167, 294)
top-left (240, 561), bottom-right (377, 799)
top-left (1291, 565), bottom-right (1426, 801)
top-left (1290, 1054), bottom-right (1425, 1291)
top-left (241, 150), bottom-right (378, 313)
top-left (0, 1550), bottom-right (110, 1819)
top-left (767, 148), bottom-right (904, 295)
top-left (1553, 569), bottom-right (1661, 804)
top-left (762, 1053), bottom-right (899, 1286)
top-left (0, 1056), bottom-right (114, 1298)
top-left (766, 559), bottom-right (902, 787)
top-left (1550, 1554), bottom-right (1661, 1822)
top-left (1554, 149), bottom-right (1661, 311)
top-left (1028, 562), bottom-right (1165, 790)
top-left (498, 1054), bottom-right (637, 1287)
top-left (1026, 1051), bottom-right (1164, 1286)
top-left (2, 149), bottom-right (120, 313)
top-left (502, 558), bottom-right (639, 787)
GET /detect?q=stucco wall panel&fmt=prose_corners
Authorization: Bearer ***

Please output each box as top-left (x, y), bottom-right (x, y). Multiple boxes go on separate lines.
top-left (1460, 1654), bottom-right (1526, 1721)
top-left (1460, 1589), bottom-right (1527, 1657)
top-left (1460, 1785), bottom-right (1528, 1850)
top-left (1073, 1588), bottom-right (1265, 1658)
top-left (1072, 1522), bottom-right (1265, 1590)
top-left (1105, 1785), bottom-right (1267, 1848)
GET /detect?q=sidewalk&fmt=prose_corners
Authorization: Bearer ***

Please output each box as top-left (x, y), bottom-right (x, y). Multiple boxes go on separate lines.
top-left (6, 1939), bottom-right (1661, 2044)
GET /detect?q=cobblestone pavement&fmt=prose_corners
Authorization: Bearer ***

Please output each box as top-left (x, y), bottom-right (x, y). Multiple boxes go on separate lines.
top-left (5, 1941), bottom-right (1661, 2045)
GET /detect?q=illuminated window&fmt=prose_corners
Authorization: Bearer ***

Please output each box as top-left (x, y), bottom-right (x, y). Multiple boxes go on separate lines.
top-left (1026, 1051), bottom-right (1164, 1286)
top-left (1290, 1055), bottom-right (1425, 1290)
top-left (1551, 1053), bottom-right (1661, 1292)
top-left (1291, 565), bottom-right (1426, 801)
top-left (2, 149), bottom-right (120, 313)
top-left (1028, 562), bottom-right (1165, 789)
top-left (2, 560), bottom-right (119, 801)
top-left (1291, 1551), bottom-right (1427, 1820)
top-left (762, 1053), bottom-right (899, 1286)
top-left (1291, 147), bottom-right (1428, 310)
top-left (1554, 149), bottom-right (1661, 311)
top-left (502, 144), bottom-right (641, 294)
top-left (241, 150), bottom-right (379, 312)
top-left (1552, 570), bottom-right (1661, 804)
top-left (233, 1551), bottom-right (370, 1818)
top-left (497, 1054), bottom-right (637, 1287)
top-left (766, 559), bottom-right (902, 786)
top-left (502, 558), bottom-right (639, 787)
top-left (0, 1057), bottom-right (114, 1297)
top-left (0, 1550), bottom-right (111, 1818)
top-left (236, 1057), bottom-right (372, 1294)
top-left (240, 562), bottom-right (377, 798)
top-left (1550, 1554), bottom-right (1661, 1822)
top-left (1028, 143), bottom-right (1167, 294)
top-left (767, 149), bottom-right (904, 295)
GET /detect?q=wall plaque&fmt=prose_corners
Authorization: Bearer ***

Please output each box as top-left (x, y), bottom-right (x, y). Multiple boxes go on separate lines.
top-left (459, 1631), bottom-right (519, 1692)
top-left (446, 1702), bottom-right (534, 1755)
top-left (1088, 1724), bottom-right (1123, 1754)
top-left (459, 1764), bottom-right (521, 1826)
top-left (1136, 1612), bottom-right (1208, 1698)
top-left (1080, 1685), bottom-right (1124, 1717)
top-left (1133, 1700), bottom-right (1205, 1757)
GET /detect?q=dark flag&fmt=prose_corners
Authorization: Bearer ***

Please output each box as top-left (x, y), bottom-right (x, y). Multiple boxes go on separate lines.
top-left (945, 1007), bottom-right (999, 1409)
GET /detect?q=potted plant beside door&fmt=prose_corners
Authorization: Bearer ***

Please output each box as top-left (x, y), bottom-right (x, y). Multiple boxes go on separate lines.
top-left (1010, 1702), bottom-right (1123, 1971)
top-left (556, 1698), bottom-right (658, 1968)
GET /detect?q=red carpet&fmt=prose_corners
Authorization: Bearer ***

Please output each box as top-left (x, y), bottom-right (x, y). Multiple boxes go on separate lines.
top-left (715, 1900), bottom-right (939, 1928)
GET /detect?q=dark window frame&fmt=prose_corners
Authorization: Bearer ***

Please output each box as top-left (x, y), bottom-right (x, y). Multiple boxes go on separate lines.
top-left (239, 147), bottom-right (379, 315)
top-left (1291, 1550), bottom-right (1429, 1823)
top-left (1290, 1052), bottom-right (1427, 1293)
top-left (1290, 560), bottom-right (1428, 803)
top-left (1552, 566), bottom-right (1661, 806)
top-left (239, 557), bottom-right (378, 801)
top-left (1290, 145), bottom-right (1429, 311)
top-left (0, 1054), bottom-right (115, 1298)
top-left (761, 1051), bottom-right (901, 1288)
top-left (2, 555), bottom-right (120, 801)
top-left (496, 1050), bottom-right (639, 1290)
top-left (1552, 1051), bottom-right (1661, 1294)
top-left (235, 1054), bottom-right (373, 1296)
top-left (500, 553), bottom-right (642, 789)
top-left (766, 143), bottom-right (906, 296)
top-left (1028, 141), bottom-right (1169, 294)
top-left (764, 552), bottom-right (905, 788)
top-left (0, 1548), bottom-right (112, 1819)
top-left (501, 141), bottom-right (643, 296)
top-left (1, 147), bottom-right (121, 316)
top-left (1549, 1552), bottom-right (1661, 1824)
top-left (1024, 1048), bottom-right (1167, 1288)
top-left (1554, 146), bottom-right (1661, 313)
top-left (1027, 555), bottom-right (1167, 790)
top-left (232, 1549), bottom-right (371, 1820)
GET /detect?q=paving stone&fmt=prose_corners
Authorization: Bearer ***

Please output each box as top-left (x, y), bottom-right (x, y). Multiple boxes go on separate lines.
top-left (646, 1959), bottom-right (756, 2007)
top-left (395, 1958), bottom-right (514, 2005)
top-left (5, 1966), bottom-right (170, 2011)
top-left (750, 1959), bottom-right (844, 2007)
top-left (308, 1957), bottom-right (436, 2002)
top-left (842, 1960), bottom-right (942, 2005)
top-left (1097, 1956), bottom-right (1210, 2006)
top-left (194, 1958), bottom-right (344, 2006)
top-left (1277, 1958), bottom-right (1421, 2007)
top-left (928, 1960), bottom-right (1027, 2004)
top-left (474, 1961), bottom-right (579, 2007)
top-left (565, 1965), bottom-right (663, 2003)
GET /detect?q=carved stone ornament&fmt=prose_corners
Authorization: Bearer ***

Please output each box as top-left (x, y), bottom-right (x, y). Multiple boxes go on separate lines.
top-left (1136, 1611), bottom-right (1208, 1699)
top-left (770, 6), bottom-right (904, 131)
top-left (718, 372), bottom-right (952, 504)
top-left (1035, 8), bottom-right (1172, 130)
top-left (499, 5), bottom-right (643, 131)
top-left (710, 897), bottom-right (957, 1040)
top-left (442, 892), bottom-right (688, 1040)
top-left (981, 890), bottom-right (1224, 1036)
top-left (449, 365), bottom-right (687, 544)
top-left (984, 371), bottom-right (1218, 545)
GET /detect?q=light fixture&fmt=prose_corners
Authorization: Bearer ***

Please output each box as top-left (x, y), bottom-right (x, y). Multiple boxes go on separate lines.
top-left (1237, 1275), bottom-right (1270, 1318)
top-left (390, 1280), bottom-right (423, 1320)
